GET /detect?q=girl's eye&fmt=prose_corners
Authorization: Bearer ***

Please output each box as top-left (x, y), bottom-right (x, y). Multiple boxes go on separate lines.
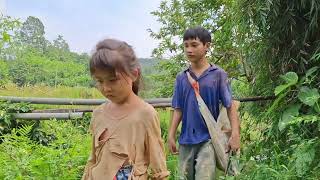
top-left (109, 78), bottom-right (117, 82)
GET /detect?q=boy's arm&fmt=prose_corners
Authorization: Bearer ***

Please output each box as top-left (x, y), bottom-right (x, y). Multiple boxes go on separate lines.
top-left (226, 101), bottom-right (240, 152)
top-left (168, 108), bottom-right (182, 154)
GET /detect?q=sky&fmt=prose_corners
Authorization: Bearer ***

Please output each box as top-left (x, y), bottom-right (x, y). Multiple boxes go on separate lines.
top-left (0, 0), bottom-right (162, 58)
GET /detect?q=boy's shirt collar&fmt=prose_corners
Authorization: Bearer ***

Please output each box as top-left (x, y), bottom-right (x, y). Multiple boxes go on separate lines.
top-left (184, 64), bottom-right (218, 80)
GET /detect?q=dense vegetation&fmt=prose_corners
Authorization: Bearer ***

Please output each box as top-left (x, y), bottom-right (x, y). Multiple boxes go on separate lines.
top-left (1, 0), bottom-right (320, 179)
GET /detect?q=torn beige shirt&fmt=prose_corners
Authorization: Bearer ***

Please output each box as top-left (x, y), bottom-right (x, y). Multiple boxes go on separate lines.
top-left (82, 102), bottom-right (169, 180)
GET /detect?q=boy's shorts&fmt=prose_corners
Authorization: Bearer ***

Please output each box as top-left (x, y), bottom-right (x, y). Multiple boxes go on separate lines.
top-left (179, 141), bottom-right (216, 180)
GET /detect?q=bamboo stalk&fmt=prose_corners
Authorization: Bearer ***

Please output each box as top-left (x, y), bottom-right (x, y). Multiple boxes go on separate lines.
top-left (0, 96), bottom-right (274, 105)
top-left (0, 96), bottom-right (171, 105)
top-left (31, 103), bottom-right (172, 113)
top-left (13, 112), bottom-right (84, 120)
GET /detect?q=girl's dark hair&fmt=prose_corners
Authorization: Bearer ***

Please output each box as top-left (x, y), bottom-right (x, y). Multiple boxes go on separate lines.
top-left (183, 26), bottom-right (211, 45)
top-left (90, 38), bottom-right (141, 95)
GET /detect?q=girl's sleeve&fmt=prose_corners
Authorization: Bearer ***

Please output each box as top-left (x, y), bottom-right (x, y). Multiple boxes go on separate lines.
top-left (82, 120), bottom-right (96, 180)
top-left (145, 111), bottom-right (170, 179)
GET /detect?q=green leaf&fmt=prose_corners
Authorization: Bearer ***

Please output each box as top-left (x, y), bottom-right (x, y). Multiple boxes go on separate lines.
top-left (278, 104), bottom-right (301, 131)
top-left (298, 87), bottom-right (320, 106)
top-left (306, 66), bottom-right (319, 77)
top-left (2, 32), bottom-right (10, 42)
top-left (274, 72), bottom-right (298, 95)
top-left (293, 140), bottom-right (316, 176)
top-left (314, 103), bottom-right (320, 113)
top-left (274, 84), bottom-right (291, 96)
top-left (281, 72), bottom-right (298, 85)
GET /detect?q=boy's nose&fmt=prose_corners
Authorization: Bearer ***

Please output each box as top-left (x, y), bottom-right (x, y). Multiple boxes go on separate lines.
top-left (186, 48), bottom-right (193, 54)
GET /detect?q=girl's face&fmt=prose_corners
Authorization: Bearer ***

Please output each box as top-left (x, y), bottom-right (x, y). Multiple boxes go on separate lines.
top-left (93, 68), bottom-right (135, 104)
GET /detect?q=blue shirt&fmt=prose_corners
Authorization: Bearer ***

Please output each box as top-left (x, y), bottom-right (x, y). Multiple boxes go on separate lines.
top-left (172, 64), bottom-right (232, 145)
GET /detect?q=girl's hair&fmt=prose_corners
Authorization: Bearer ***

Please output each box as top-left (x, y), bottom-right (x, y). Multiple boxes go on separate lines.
top-left (90, 38), bottom-right (141, 95)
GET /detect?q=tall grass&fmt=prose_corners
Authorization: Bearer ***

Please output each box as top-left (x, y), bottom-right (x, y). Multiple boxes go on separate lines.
top-left (0, 83), bottom-right (103, 99)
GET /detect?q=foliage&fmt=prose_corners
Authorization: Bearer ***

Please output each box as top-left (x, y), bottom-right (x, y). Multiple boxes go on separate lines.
top-left (19, 16), bottom-right (47, 52)
top-left (0, 121), bottom-right (91, 179)
top-left (0, 15), bottom-right (21, 51)
top-left (232, 0), bottom-right (320, 178)
top-left (149, 0), bottom-right (243, 97)
top-left (0, 101), bottom-right (33, 136)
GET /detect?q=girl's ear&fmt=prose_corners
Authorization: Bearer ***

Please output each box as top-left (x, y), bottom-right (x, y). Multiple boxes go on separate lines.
top-left (132, 68), bottom-right (140, 82)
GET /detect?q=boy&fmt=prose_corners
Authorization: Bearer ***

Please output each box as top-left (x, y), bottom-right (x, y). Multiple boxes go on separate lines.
top-left (168, 27), bottom-right (240, 179)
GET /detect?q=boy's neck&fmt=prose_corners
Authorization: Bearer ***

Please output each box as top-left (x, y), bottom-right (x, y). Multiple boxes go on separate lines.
top-left (190, 57), bottom-right (210, 76)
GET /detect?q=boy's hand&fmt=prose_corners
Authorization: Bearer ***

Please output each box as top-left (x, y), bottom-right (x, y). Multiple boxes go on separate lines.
top-left (227, 132), bottom-right (240, 153)
top-left (168, 137), bottom-right (179, 155)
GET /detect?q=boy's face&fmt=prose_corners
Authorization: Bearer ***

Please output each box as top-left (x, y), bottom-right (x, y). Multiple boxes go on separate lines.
top-left (93, 68), bottom-right (133, 104)
top-left (183, 38), bottom-right (209, 63)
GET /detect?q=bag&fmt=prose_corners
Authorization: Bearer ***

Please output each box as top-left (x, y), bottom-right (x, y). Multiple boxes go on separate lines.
top-left (186, 72), bottom-right (240, 175)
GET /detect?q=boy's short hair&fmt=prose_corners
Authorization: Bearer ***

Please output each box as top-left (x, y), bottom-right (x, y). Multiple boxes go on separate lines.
top-left (183, 27), bottom-right (211, 45)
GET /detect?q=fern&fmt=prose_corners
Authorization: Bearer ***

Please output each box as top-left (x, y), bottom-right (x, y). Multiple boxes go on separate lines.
top-left (17, 124), bottom-right (34, 137)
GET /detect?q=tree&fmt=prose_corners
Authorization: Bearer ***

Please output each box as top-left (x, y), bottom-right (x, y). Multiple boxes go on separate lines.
top-left (0, 15), bottom-right (21, 59)
top-left (19, 16), bottom-right (46, 52)
top-left (53, 35), bottom-right (69, 51)
top-left (149, 0), bottom-right (242, 97)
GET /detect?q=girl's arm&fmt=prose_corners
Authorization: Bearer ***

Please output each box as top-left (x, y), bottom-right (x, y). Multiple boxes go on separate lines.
top-left (82, 124), bottom-right (96, 180)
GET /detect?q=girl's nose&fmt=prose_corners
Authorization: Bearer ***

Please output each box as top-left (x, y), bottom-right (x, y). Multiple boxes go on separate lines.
top-left (102, 84), bottom-right (112, 93)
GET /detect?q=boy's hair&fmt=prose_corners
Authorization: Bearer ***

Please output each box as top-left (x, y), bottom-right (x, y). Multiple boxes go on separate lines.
top-left (183, 26), bottom-right (211, 45)
top-left (90, 38), bottom-right (141, 95)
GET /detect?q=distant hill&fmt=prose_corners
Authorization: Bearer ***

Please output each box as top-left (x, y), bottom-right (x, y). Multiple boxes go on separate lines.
top-left (138, 58), bottom-right (160, 75)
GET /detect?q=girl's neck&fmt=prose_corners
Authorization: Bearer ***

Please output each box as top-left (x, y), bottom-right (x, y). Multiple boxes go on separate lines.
top-left (110, 92), bottom-right (141, 109)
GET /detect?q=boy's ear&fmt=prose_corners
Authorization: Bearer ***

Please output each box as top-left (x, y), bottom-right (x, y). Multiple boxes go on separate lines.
top-left (205, 42), bottom-right (211, 52)
top-left (205, 42), bottom-right (211, 49)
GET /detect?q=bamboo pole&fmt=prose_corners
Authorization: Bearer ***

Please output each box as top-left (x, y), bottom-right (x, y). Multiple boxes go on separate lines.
top-left (0, 96), bottom-right (274, 105)
top-left (0, 96), bottom-right (171, 105)
top-left (2, 95), bottom-right (275, 120)
top-left (31, 103), bottom-right (172, 113)
top-left (13, 112), bottom-right (84, 120)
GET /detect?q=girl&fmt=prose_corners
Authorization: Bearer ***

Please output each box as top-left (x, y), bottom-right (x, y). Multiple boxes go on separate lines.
top-left (82, 39), bottom-right (169, 180)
